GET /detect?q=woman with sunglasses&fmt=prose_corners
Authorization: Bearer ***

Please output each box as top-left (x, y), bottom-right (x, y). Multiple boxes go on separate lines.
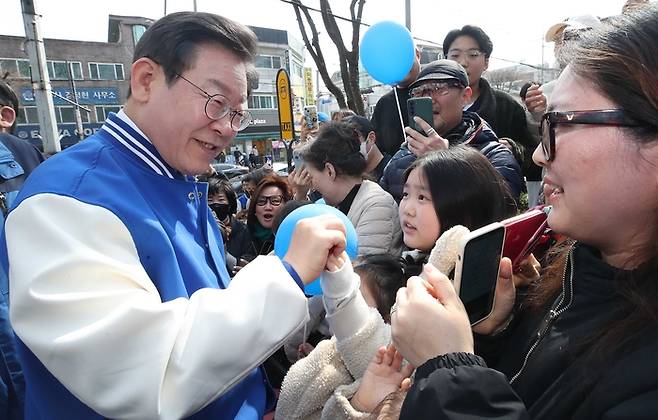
top-left (392, 7), bottom-right (658, 419)
top-left (244, 174), bottom-right (292, 261)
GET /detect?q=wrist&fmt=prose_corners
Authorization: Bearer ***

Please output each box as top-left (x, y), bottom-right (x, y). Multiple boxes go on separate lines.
top-left (282, 256), bottom-right (313, 285)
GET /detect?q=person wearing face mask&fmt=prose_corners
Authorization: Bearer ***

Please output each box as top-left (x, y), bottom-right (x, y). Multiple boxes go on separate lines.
top-left (300, 122), bottom-right (404, 257)
top-left (344, 116), bottom-right (391, 182)
top-left (207, 177), bottom-right (251, 275)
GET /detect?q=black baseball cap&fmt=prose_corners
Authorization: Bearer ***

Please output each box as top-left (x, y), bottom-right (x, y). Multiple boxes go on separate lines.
top-left (409, 59), bottom-right (469, 89)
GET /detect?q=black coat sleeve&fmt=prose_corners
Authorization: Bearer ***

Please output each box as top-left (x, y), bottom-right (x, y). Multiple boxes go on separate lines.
top-left (400, 352), bottom-right (529, 420)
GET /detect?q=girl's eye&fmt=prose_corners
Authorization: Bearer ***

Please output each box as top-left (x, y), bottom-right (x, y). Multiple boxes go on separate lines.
top-left (418, 194), bottom-right (426, 201)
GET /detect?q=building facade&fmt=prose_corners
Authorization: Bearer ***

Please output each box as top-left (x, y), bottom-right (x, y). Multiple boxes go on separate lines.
top-left (0, 15), bottom-right (307, 161)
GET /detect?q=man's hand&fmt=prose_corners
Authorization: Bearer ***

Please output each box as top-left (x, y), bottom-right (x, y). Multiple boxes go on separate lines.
top-left (524, 84), bottom-right (547, 114)
top-left (405, 116), bottom-right (448, 157)
top-left (391, 265), bottom-right (473, 367)
top-left (283, 215), bottom-right (346, 284)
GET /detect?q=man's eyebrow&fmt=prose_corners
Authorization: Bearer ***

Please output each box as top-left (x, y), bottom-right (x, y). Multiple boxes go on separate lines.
top-left (207, 78), bottom-right (246, 102)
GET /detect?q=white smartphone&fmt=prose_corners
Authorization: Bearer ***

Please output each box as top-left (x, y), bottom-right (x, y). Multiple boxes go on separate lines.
top-left (303, 105), bottom-right (318, 130)
top-left (292, 149), bottom-right (304, 169)
top-left (453, 222), bottom-right (506, 326)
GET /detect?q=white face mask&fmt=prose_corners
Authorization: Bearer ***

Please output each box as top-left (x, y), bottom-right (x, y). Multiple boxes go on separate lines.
top-left (359, 141), bottom-right (370, 159)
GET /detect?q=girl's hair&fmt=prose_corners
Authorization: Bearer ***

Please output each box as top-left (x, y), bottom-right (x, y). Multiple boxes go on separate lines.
top-left (246, 174), bottom-right (292, 229)
top-left (527, 5), bottom-right (658, 370)
top-left (354, 254), bottom-right (406, 324)
top-left (300, 121), bottom-right (367, 178)
top-left (403, 145), bottom-right (517, 234)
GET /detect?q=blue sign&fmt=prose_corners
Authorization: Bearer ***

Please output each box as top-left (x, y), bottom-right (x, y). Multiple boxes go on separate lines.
top-left (20, 87), bottom-right (120, 105)
top-left (15, 123), bottom-right (104, 149)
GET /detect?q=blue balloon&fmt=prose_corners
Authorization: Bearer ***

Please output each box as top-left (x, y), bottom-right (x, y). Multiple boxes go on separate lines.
top-left (274, 204), bottom-right (359, 296)
top-left (360, 21), bottom-right (415, 85)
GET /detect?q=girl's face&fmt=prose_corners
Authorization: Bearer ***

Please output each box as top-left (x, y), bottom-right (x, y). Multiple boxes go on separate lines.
top-left (399, 167), bottom-right (441, 251)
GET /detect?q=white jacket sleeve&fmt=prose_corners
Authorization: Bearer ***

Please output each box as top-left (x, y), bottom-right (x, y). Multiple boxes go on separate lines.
top-left (6, 194), bottom-right (309, 420)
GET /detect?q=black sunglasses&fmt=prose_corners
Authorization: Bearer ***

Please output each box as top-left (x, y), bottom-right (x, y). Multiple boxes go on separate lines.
top-left (540, 109), bottom-right (640, 161)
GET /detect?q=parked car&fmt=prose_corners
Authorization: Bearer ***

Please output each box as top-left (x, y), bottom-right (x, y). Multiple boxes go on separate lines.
top-left (212, 163), bottom-right (249, 179)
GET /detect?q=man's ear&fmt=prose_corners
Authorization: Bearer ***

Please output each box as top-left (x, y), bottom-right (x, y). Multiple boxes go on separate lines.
top-left (483, 57), bottom-right (490, 72)
top-left (461, 86), bottom-right (473, 106)
top-left (0, 106), bottom-right (16, 131)
top-left (367, 131), bottom-right (376, 144)
top-left (129, 58), bottom-right (161, 103)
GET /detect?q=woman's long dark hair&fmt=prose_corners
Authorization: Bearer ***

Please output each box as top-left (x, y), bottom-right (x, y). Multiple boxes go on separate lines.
top-left (403, 145), bottom-right (517, 234)
top-left (528, 5), bottom-right (658, 364)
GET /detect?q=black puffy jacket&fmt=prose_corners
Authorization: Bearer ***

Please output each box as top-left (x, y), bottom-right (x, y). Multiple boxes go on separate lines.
top-left (400, 243), bottom-right (658, 419)
top-left (379, 112), bottom-right (523, 202)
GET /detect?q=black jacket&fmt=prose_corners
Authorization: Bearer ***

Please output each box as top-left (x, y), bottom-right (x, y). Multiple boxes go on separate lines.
top-left (400, 243), bottom-right (658, 419)
top-left (370, 87), bottom-right (411, 157)
top-left (471, 78), bottom-right (542, 181)
top-left (225, 218), bottom-right (251, 262)
top-left (379, 112), bottom-right (523, 202)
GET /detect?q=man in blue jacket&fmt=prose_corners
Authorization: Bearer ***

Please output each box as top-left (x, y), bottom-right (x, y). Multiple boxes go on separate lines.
top-left (1, 13), bottom-right (345, 420)
top-left (380, 60), bottom-right (523, 203)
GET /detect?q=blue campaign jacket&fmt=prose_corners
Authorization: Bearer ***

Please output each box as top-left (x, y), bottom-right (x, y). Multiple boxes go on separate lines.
top-left (3, 113), bottom-right (274, 419)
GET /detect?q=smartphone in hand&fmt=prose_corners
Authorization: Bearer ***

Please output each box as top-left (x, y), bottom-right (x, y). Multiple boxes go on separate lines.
top-left (303, 105), bottom-right (319, 130)
top-left (407, 97), bottom-right (434, 135)
top-left (453, 222), bottom-right (505, 326)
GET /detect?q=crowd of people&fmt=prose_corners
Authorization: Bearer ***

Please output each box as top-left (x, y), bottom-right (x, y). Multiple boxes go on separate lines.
top-left (0, 1), bottom-right (657, 419)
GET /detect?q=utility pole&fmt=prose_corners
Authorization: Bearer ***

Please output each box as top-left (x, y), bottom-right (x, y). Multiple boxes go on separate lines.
top-left (405, 0), bottom-right (411, 31)
top-left (193, 0), bottom-right (197, 11)
top-left (67, 61), bottom-right (84, 140)
top-left (21, 0), bottom-right (60, 154)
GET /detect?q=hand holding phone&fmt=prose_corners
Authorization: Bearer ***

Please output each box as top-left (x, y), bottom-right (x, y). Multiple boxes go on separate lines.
top-left (303, 105), bottom-right (319, 130)
top-left (406, 97), bottom-right (434, 134)
top-left (453, 222), bottom-right (505, 326)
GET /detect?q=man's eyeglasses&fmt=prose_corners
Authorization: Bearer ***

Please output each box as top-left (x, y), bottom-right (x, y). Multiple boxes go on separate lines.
top-left (256, 195), bottom-right (284, 207)
top-left (410, 81), bottom-right (463, 98)
top-left (540, 109), bottom-right (640, 161)
top-left (446, 49), bottom-right (485, 61)
top-left (175, 73), bottom-right (252, 131)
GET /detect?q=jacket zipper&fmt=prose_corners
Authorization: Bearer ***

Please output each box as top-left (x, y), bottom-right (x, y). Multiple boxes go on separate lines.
top-left (509, 247), bottom-right (575, 385)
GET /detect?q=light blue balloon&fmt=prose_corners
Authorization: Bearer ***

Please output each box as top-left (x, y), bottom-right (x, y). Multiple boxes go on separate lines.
top-left (274, 204), bottom-right (359, 296)
top-left (360, 21), bottom-right (415, 85)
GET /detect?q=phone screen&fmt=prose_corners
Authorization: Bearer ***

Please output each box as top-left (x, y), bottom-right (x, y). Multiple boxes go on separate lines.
top-left (292, 150), bottom-right (304, 169)
top-left (458, 226), bottom-right (505, 325)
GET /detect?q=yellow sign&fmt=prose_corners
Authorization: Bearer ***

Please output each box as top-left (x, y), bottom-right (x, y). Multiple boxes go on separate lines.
top-left (304, 67), bottom-right (315, 105)
top-left (276, 69), bottom-right (295, 141)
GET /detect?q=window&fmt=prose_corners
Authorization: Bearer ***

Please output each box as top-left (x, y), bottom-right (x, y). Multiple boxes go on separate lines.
top-left (255, 55), bottom-right (282, 69)
top-left (88, 62), bottom-right (125, 80)
top-left (16, 106), bottom-right (39, 125)
top-left (291, 62), bottom-right (303, 78)
top-left (95, 105), bottom-right (122, 122)
top-left (56, 106), bottom-right (90, 124)
top-left (247, 95), bottom-right (276, 109)
top-left (47, 61), bottom-right (83, 80)
top-left (132, 25), bottom-right (147, 45)
top-left (0, 58), bottom-right (30, 79)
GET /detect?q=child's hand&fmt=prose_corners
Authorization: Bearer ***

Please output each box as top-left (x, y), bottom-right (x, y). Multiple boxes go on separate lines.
top-left (325, 251), bottom-right (347, 272)
top-left (297, 342), bottom-right (314, 359)
top-left (350, 344), bottom-right (414, 413)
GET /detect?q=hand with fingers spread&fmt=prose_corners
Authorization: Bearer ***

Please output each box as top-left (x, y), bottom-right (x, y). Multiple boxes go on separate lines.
top-left (391, 265), bottom-right (473, 367)
top-left (524, 83), bottom-right (547, 114)
top-left (350, 344), bottom-right (415, 413)
top-left (405, 116), bottom-right (449, 158)
top-left (283, 215), bottom-right (346, 284)
top-left (289, 167), bottom-right (313, 201)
